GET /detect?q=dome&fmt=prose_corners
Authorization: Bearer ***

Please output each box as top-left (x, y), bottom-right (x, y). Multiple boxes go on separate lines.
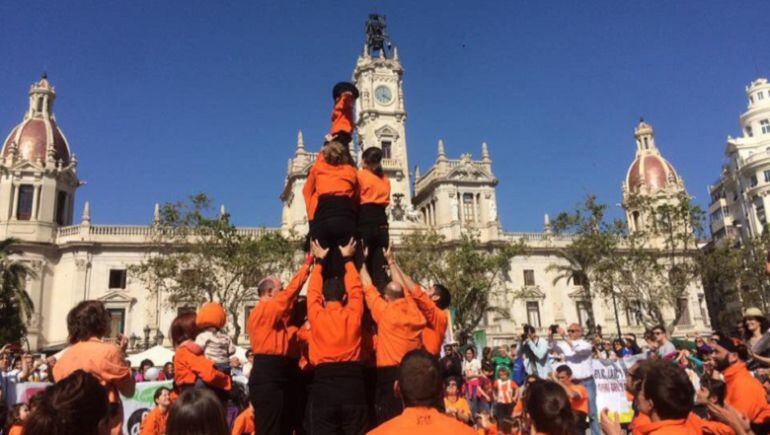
top-left (626, 154), bottom-right (679, 193)
top-left (625, 119), bottom-right (681, 194)
top-left (1, 76), bottom-right (72, 167)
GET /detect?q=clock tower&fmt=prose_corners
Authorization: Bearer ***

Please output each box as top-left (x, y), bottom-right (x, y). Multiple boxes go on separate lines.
top-left (353, 15), bottom-right (414, 221)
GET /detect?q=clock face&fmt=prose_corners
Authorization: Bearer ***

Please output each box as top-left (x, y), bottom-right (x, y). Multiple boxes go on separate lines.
top-left (374, 85), bottom-right (393, 105)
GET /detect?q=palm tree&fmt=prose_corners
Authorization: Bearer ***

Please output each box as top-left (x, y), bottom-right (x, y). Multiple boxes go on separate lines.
top-left (547, 245), bottom-right (597, 334)
top-left (0, 238), bottom-right (36, 344)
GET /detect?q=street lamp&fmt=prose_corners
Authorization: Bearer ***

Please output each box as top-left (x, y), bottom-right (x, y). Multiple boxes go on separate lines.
top-left (155, 329), bottom-right (165, 347)
top-left (129, 333), bottom-right (138, 350)
top-left (143, 325), bottom-right (151, 350)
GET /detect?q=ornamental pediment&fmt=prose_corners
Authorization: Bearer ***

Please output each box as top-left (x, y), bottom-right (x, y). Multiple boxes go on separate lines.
top-left (374, 125), bottom-right (400, 140)
top-left (98, 290), bottom-right (136, 305)
top-left (512, 285), bottom-right (545, 300)
top-left (446, 166), bottom-right (491, 182)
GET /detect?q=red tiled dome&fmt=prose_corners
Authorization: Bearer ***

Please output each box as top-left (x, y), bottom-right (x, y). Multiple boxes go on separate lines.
top-left (1, 77), bottom-right (71, 167)
top-left (627, 154), bottom-right (678, 193)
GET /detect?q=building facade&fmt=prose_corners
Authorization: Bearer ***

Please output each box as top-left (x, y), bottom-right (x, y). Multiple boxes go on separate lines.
top-left (709, 78), bottom-right (770, 243)
top-left (1, 24), bottom-right (710, 353)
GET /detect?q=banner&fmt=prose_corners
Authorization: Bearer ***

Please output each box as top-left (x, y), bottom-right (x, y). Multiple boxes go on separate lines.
top-left (4, 381), bottom-right (50, 407)
top-left (592, 359), bottom-right (634, 423)
top-left (120, 380), bottom-right (173, 435)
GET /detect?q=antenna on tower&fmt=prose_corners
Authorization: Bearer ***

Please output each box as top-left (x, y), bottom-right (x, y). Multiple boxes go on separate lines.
top-left (365, 14), bottom-right (393, 58)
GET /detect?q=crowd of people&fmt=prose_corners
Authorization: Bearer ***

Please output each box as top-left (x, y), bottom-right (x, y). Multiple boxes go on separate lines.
top-left (2, 81), bottom-right (770, 434)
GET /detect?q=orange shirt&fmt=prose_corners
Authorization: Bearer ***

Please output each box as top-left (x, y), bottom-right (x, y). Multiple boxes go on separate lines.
top-left (140, 406), bottom-right (168, 435)
top-left (173, 342), bottom-right (232, 391)
top-left (410, 286), bottom-right (448, 356)
top-left (477, 424), bottom-right (499, 435)
top-left (367, 407), bottom-right (477, 435)
top-left (685, 413), bottom-right (733, 435)
top-left (8, 425), bottom-right (22, 435)
top-left (634, 419), bottom-right (693, 435)
top-left (302, 155), bottom-right (358, 221)
top-left (307, 262), bottom-right (363, 365)
top-left (295, 323), bottom-right (312, 371)
top-left (364, 285), bottom-right (426, 367)
top-left (330, 93), bottom-right (355, 137)
top-left (232, 407), bottom-right (256, 435)
top-left (567, 383), bottom-right (589, 414)
top-left (722, 362), bottom-right (770, 424)
top-left (53, 338), bottom-right (132, 404)
top-left (247, 264), bottom-right (311, 356)
top-left (444, 396), bottom-right (472, 422)
top-left (357, 169), bottom-right (390, 206)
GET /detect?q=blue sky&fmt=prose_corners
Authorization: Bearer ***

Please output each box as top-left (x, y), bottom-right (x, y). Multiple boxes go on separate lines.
top-left (0, 1), bottom-right (768, 231)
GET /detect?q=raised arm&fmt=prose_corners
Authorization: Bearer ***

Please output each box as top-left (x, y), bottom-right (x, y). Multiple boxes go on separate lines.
top-left (306, 241), bottom-right (329, 325)
top-left (343, 264), bottom-right (364, 316)
top-left (272, 257), bottom-right (313, 315)
top-left (363, 268), bottom-right (387, 323)
top-left (385, 244), bottom-right (418, 293)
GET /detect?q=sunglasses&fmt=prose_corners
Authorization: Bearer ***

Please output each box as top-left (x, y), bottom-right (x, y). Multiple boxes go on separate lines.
top-left (568, 329), bottom-right (579, 333)
top-left (653, 331), bottom-right (664, 336)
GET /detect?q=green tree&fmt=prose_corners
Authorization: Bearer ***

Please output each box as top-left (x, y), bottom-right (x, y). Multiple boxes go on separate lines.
top-left (612, 192), bottom-right (705, 331)
top-left (129, 194), bottom-right (298, 342)
top-left (397, 230), bottom-right (523, 344)
top-left (0, 239), bottom-right (36, 344)
top-left (549, 195), bottom-right (621, 335)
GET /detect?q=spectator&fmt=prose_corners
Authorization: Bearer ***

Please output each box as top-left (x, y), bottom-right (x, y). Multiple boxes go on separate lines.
top-left (242, 350), bottom-right (253, 379)
top-left (612, 339), bottom-right (631, 359)
top-left (53, 300), bottom-right (135, 435)
top-left (624, 334), bottom-right (642, 355)
top-left (231, 403), bottom-right (255, 435)
top-left (169, 312), bottom-right (231, 400)
top-left (439, 343), bottom-right (462, 380)
top-left (478, 362), bottom-right (494, 414)
top-left (5, 403), bottom-right (28, 435)
top-left (694, 336), bottom-right (713, 361)
top-left (444, 376), bottom-right (472, 423)
top-left (135, 359), bottom-right (155, 382)
top-left (23, 370), bottom-right (110, 435)
top-left (603, 361), bottom-right (694, 435)
top-left (367, 349), bottom-right (475, 434)
top-left (711, 333), bottom-right (770, 433)
top-left (482, 347), bottom-right (494, 368)
top-left (140, 387), bottom-right (171, 435)
top-left (651, 325), bottom-right (676, 359)
top-left (493, 346), bottom-right (514, 378)
top-left (166, 388), bottom-right (229, 435)
top-left (742, 307), bottom-right (770, 369)
top-left (230, 357), bottom-right (243, 378)
top-left (462, 347), bottom-right (482, 415)
top-left (493, 366), bottom-right (517, 420)
top-left (524, 380), bottom-right (575, 435)
top-left (518, 325), bottom-right (551, 378)
top-left (553, 324), bottom-right (597, 435)
top-left (161, 362), bottom-right (174, 381)
top-left (552, 365), bottom-right (588, 435)
top-left (0, 352), bottom-right (12, 402)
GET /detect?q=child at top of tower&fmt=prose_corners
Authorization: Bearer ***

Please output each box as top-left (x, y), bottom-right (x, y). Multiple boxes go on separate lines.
top-left (327, 81), bottom-right (359, 147)
top-left (195, 302), bottom-right (236, 375)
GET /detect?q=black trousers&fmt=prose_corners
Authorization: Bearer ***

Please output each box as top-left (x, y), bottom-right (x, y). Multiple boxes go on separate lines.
top-left (357, 220), bottom-right (389, 293)
top-left (248, 355), bottom-right (293, 435)
top-left (305, 362), bottom-right (367, 435)
top-left (374, 366), bottom-right (403, 426)
top-left (312, 196), bottom-right (356, 280)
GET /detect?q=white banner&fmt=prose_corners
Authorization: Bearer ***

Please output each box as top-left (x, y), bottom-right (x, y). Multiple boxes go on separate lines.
top-left (592, 358), bottom-right (634, 423)
top-left (120, 380), bottom-right (173, 435)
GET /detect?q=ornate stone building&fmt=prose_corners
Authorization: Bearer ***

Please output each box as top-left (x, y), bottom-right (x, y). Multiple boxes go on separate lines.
top-left (1, 22), bottom-right (710, 353)
top-left (709, 78), bottom-right (770, 243)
